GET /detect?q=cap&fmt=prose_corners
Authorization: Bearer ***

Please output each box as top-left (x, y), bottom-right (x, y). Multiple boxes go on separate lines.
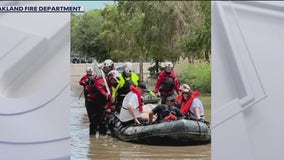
top-left (182, 89), bottom-right (190, 93)
top-left (183, 84), bottom-right (191, 91)
top-left (138, 82), bottom-right (148, 92)
top-left (181, 88), bottom-right (192, 94)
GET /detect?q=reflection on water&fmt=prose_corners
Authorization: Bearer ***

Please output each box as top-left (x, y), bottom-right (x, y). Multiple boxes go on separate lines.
top-left (71, 93), bottom-right (211, 160)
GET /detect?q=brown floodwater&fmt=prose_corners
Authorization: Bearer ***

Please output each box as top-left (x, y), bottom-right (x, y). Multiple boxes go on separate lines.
top-left (71, 92), bottom-right (211, 160)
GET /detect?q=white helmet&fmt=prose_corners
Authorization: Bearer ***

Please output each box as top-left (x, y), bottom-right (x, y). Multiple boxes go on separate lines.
top-left (123, 66), bottom-right (132, 74)
top-left (124, 62), bottom-right (134, 71)
top-left (164, 61), bottom-right (173, 68)
top-left (103, 59), bottom-right (114, 67)
top-left (86, 67), bottom-right (93, 72)
top-left (124, 62), bottom-right (133, 68)
top-left (108, 70), bottom-right (120, 81)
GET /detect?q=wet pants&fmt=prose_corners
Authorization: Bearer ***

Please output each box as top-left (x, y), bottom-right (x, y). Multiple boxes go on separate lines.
top-left (85, 101), bottom-right (107, 135)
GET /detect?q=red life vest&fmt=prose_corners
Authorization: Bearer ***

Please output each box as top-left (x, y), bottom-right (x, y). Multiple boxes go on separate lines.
top-left (176, 95), bottom-right (182, 104)
top-left (86, 77), bottom-right (109, 103)
top-left (79, 74), bottom-right (94, 93)
top-left (180, 91), bottom-right (200, 115)
top-left (130, 85), bottom-right (143, 112)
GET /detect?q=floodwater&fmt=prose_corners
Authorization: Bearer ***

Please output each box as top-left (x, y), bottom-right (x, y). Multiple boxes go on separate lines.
top-left (70, 92), bottom-right (211, 160)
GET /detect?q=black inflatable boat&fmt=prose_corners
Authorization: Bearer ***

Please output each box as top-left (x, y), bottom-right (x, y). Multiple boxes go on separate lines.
top-left (108, 114), bottom-right (211, 146)
top-left (142, 92), bottom-right (160, 104)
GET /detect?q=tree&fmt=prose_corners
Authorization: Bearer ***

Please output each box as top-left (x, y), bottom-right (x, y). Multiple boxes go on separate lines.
top-left (101, 1), bottom-right (187, 80)
top-left (180, 1), bottom-right (211, 62)
top-left (71, 10), bottom-right (110, 62)
top-left (71, 1), bottom-right (211, 78)
top-left (71, 13), bottom-right (81, 54)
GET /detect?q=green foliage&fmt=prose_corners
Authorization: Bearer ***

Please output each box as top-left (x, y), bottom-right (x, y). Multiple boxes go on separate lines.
top-left (71, 13), bottom-right (81, 53)
top-left (180, 1), bottom-right (211, 62)
top-left (71, 1), bottom-right (211, 76)
top-left (71, 10), bottom-right (110, 62)
top-left (178, 61), bottom-right (211, 93)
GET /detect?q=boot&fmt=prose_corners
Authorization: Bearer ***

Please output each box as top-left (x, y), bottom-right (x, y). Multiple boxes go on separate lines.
top-left (89, 124), bottom-right (97, 135)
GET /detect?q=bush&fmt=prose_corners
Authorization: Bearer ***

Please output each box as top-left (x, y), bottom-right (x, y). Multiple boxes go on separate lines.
top-left (178, 61), bottom-right (211, 93)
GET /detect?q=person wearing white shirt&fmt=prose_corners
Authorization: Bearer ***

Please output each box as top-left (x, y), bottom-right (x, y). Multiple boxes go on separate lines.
top-left (119, 82), bottom-right (148, 126)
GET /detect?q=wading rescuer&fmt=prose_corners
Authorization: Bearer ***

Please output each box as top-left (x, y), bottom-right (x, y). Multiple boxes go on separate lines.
top-left (105, 70), bottom-right (120, 113)
top-left (113, 62), bottom-right (140, 113)
top-left (155, 61), bottom-right (180, 104)
top-left (103, 70), bottom-right (121, 133)
top-left (79, 67), bottom-right (95, 102)
top-left (81, 70), bottom-right (112, 135)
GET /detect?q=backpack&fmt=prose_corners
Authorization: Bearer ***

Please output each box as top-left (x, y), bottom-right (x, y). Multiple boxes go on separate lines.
top-left (160, 105), bottom-right (177, 120)
top-left (159, 75), bottom-right (175, 92)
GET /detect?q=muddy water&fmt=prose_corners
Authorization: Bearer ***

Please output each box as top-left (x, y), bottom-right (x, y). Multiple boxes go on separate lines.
top-left (70, 92), bottom-right (211, 160)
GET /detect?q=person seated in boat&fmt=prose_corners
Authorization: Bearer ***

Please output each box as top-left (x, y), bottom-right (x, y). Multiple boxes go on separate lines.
top-left (180, 85), bottom-right (205, 121)
top-left (148, 96), bottom-right (185, 124)
top-left (175, 84), bottom-right (191, 109)
top-left (165, 95), bottom-right (180, 109)
top-left (119, 82), bottom-right (148, 127)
